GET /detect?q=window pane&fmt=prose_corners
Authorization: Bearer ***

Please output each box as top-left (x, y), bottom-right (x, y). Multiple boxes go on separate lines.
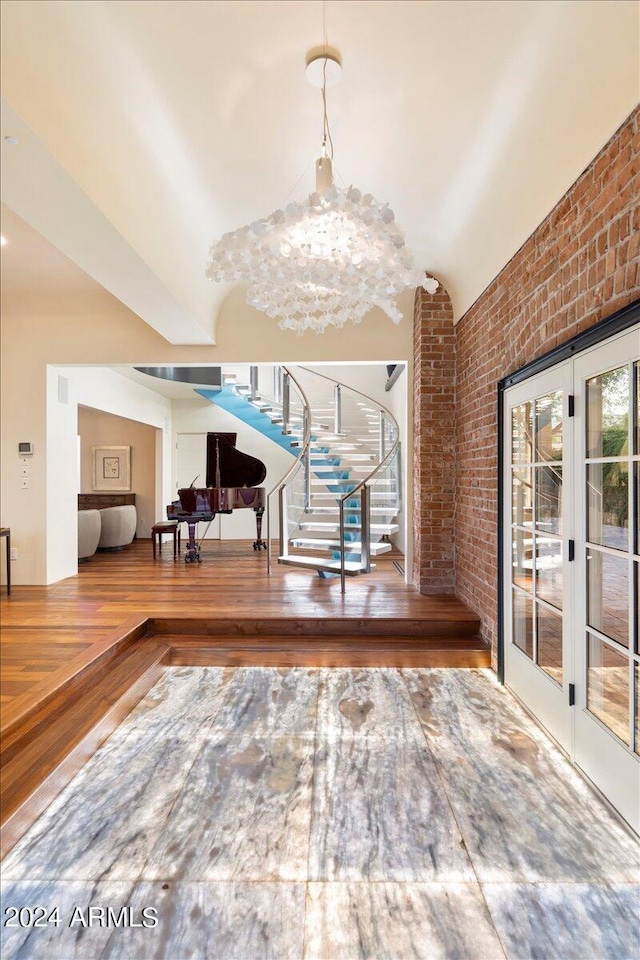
top-left (587, 633), bottom-right (629, 745)
top-left (537, 605), bottom-right (562, 684)
top-left (535, 537), bottom-right (562, 609)
top-left (635, 465), bottom-right (639, 556)
top-left (587, 462), bottom-right (629, 550)
top-left (535, 465), bottom-right (562, 534)
top-left (634, 362), bottom-right (639, 455)
top-left (512, 402), bottom-right (534, 464)
top-left (535, 391), bottom-right (563, 462)
top-left (586, 365), bottom-right (630, 458)
top-left (512, 467), bottom-right (533, 527)
top-left (587, 550), bottom-right (629, 648)
top-left (512, 529), bottom-right (533, 592)
top-left (635, 562), bottom-right (639, 656)
top-left (513, 590), bottom-right (533, 659)
top-left (635, 662), bottom-right (640, 756)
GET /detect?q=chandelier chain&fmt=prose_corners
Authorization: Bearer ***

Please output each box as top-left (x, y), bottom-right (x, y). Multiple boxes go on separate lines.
top-left (321, 59), bottom-right (334, 159)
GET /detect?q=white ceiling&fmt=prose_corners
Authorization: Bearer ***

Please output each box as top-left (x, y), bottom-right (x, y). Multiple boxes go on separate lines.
top-left (1, 0), bottom-right (638, 343)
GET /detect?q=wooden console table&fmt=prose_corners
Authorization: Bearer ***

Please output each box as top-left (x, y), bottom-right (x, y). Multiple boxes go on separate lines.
top-left (78, 493), bottom-right (136, 510)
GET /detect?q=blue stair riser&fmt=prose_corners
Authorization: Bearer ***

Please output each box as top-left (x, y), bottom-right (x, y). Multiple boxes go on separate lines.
top-left (196, 387), bottom-right (356, 489)
top-left (196, 387), bottom-right (299, 455)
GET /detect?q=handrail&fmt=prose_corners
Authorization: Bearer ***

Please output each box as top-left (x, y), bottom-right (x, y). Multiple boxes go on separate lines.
top-left (295, 368), bottom-right (400, 504)
top-left (266, 366), bottom-right (312, 574)
top-left (296, 365), bottom-right (401, 592)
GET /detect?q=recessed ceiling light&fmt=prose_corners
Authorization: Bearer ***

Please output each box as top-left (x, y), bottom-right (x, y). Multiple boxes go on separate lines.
top-left (4, 136), bottom-right (19, 145)
top-left (0, 236), bottom-right (7, 246)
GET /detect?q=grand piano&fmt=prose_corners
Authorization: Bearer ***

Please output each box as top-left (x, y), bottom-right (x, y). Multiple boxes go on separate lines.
top-left (167, 432), bottom-right (267, 563)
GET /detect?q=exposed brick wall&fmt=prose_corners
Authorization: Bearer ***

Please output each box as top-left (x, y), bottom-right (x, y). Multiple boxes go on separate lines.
top-left (412, 287), bottom-right (456, 594)
top-left (454, 106), bottom-right (640, 663)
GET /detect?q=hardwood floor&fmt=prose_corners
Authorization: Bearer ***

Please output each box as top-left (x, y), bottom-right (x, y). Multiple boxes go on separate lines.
top-left (0, 539), bottom-right (488, 855)
top-left (1, 539), bottom-right (486, 710)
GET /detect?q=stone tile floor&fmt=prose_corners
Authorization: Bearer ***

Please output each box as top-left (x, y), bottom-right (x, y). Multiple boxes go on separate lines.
top-left (1, 667), bottom-right (638, 959)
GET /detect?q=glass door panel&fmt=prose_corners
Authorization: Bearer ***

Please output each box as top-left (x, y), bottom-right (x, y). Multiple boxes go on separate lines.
top-left (535, 537), bottom-right (563, 608)
top-left (535, 466), bottom-right (562, 534)
top-left (587, 633), bottom-right (630, 745)
top-left (587, 462), bottom-right (629, 548)
top-left (586, 365), bottom-right (630, 457)
top-left (504, 365), bottom-right (572, 752)
top-left (504, 326), bottom-right (639, 830)
top-left (537, 605), bottom-right (563, 684)
top-left (513, 591), bottom-right (533, 658)
top-left (574, 328), bottom-right (639, 832)
top-left (586, 551), bottom-right (629, 648)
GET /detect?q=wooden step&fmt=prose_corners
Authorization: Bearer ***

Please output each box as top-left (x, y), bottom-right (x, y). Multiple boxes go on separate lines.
top-left (164, 634), bottom-right (490, 669)
top-left (1, 619), bottom-right (170, 857)
top-left (148, 614), bottom-right (483, 639)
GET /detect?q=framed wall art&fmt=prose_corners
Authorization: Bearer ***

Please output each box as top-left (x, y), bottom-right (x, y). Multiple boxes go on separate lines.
top-left (92, 445), bottom-right (131, 491)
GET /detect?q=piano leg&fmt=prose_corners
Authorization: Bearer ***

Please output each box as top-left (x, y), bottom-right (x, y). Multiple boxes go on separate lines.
top-left (253, 506), bottom-right (266, 551)
top-left (184, 519), bottom-right (201, 563)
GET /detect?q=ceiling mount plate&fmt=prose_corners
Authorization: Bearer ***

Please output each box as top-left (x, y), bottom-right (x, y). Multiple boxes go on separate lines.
top-left (305, 50), bottom-right (342, 88)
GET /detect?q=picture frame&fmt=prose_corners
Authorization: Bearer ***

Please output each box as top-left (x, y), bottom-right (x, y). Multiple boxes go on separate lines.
top-left (91, 445), bottom-right (131, 491)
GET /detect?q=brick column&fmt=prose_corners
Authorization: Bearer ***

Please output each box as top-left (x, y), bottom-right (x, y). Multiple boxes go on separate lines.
top-left (412, 284), bottom-right (456, 594)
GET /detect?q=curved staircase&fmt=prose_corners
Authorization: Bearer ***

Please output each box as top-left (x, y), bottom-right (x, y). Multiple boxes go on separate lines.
top-left (210, 365), bottom-right (401, 592)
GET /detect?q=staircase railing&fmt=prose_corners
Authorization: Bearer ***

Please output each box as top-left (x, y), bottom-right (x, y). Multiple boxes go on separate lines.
top-left (266, 366), bottom-right (312, 574)
top-left (296, 366), bottom-right (401, 593)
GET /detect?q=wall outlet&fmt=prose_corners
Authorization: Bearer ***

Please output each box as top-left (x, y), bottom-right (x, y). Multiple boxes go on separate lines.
top-left (10, 548), bottom-right (18, 561)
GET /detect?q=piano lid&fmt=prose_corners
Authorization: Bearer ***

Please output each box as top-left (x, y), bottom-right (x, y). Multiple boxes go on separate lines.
top-left (205, 432), bottom-right (266, 488)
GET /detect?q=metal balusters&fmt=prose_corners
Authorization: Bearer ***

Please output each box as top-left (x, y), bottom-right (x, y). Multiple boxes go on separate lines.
top-left (266, 367), bottom-right (311, 575)
top-left (305, 444), bottom-right (311, 511)
top-left (273, 365), bottom-right (283, 404)
top-left (394, 442), bottom-right (402, 514)
top-left (250, 365), bottom-right (259, 399)
top-left (279, 486), bottom-right (288, 559)
top-left (266, 501), bottom-right (272, 574)
top-left (360, 484), bottom-right (371, 573)
top-left (379, 411), bottom-right (386, 461)
top-left (282, 373), bottom-right (290, 435)
top-left (334, 384), bottom-right (342, 434)
top-left (339, 498), bottom-right (346, 594)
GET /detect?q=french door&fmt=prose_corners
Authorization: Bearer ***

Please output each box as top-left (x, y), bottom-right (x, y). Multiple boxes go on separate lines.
top-left (503, 326), bottom-right (640, 832)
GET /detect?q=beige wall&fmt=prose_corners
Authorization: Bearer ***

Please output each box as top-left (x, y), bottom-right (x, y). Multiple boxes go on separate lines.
top-left (78, 406), bottom-right (158, 539)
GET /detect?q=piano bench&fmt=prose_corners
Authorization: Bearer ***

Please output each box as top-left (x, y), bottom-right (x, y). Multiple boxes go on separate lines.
top-left (151, 521), bottom-right (181, 560)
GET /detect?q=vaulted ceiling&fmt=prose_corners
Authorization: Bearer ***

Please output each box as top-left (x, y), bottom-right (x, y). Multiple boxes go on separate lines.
top-left (1, 0), bottom-right (638, 344)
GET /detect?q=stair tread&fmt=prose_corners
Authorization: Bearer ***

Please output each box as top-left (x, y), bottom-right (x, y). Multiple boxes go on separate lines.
top-left (291, 538), bottom-right (392, 555)
top-left (310, 477), bottom-right (396, 484)
top-left (278, 555), bottom-right (373, 575)
top-left (304, 506), bottom-right (395, 514)
top-left (311, 492), bottom-right (394, 500)
top-left (300, 521), bottom-right (400, 533)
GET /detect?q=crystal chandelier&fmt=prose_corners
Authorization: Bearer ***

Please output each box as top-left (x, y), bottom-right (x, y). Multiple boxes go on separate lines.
top-left (207, 52), bottom-right (438, 335)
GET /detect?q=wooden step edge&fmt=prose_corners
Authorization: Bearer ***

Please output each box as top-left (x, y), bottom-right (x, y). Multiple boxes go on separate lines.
top-left (162, 633), bottom-right (489, 647)
top-left (1, 636), bottom-right (159, 758)
top-left (0, 615), bottom-right (150, 738)
top-left (0, 640), bottom-right (170, 859)
top-left (166, 636), bottom-right (491, 669)
top-left (147, 616), bottom-right (482, 638)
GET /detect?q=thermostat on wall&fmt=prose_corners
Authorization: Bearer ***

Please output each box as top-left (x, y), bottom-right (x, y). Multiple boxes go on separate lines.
top-left (18, 442), bottom-right (34, 456)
